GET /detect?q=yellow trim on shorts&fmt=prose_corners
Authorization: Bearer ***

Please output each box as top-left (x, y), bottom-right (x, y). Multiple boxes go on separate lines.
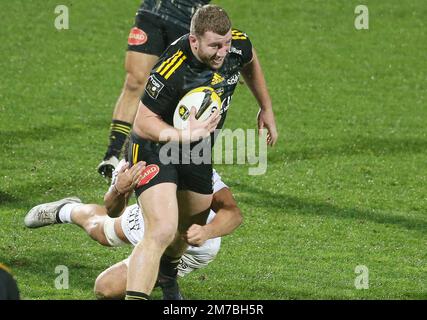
top-left (132, 143), bottom-right (139, 165)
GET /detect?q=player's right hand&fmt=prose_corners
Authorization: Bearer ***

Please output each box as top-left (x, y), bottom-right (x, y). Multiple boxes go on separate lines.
top-left (257, 108), bottom-right (278, 146)
top-left (183, 223), bottom-right (209, 247)
top-left (182, 107), bottom-right (221, 142)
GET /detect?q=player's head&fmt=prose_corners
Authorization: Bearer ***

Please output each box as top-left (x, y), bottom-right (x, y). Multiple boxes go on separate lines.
top-left (189, 5), bottom-right (232, 70)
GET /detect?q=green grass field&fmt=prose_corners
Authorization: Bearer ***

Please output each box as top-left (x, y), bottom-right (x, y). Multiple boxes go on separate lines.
top-left (1, 0), bottom-right (426, 299)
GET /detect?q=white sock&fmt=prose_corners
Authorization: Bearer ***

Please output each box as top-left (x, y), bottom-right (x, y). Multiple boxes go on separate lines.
top-left (58, 203), bottom-right (81, 224)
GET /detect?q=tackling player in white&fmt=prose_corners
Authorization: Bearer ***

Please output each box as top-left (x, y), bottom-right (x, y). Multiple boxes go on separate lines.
top-left (24, 160), bottom-right (242, 299)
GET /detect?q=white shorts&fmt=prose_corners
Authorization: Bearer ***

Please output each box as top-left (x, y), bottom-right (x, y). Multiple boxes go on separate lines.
top-left (121, 204), bottom-right (221, 277)
top-left (119, 168), bottom-right (227, 246)
top-left (178, 237), bottom-right (221, 277)
top-left (118, 168), bottom-right (227, 276)
top-left (120, 204), bottom-right (144, 246)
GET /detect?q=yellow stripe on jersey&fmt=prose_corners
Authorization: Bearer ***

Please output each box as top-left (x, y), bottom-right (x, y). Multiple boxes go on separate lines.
top-left (159, 52), bottom-right (183, 76)
top-left (156, 50), bottom-right (182, 74)
top-left (232, 29), bottom-right (247, 40)
top-left (164, 56), bottom-right (186, 80)
top-left (157, 50), bottom-right (184, 76)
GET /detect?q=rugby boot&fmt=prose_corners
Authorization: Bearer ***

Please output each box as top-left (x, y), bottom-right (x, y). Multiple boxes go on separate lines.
top-left (97, 155), bottom-right (119, 181)
top-left (158, 273), bottom-right (184, 300)
top-left (24, 197), bottom-right (81, 228)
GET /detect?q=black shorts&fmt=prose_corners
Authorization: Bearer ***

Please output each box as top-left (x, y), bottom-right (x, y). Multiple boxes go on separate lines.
top-left (129, 133), bottom-right (213, 197)
top-left (127, 11), bottom-right (188, 56)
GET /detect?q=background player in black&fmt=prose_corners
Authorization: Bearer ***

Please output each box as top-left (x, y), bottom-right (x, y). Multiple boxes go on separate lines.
top-left (0, 264), bottom-right (20, 300)
top-left (98, 0), bottom-right (211, 179)
top-left (126, 5), bottom-right (278, 300)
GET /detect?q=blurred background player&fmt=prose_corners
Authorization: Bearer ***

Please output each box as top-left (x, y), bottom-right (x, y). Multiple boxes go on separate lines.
top-left (0, 264), bottom-right (20, 300)
top-left (24, 161), bottom-right (242, 299)
top-left (98, 0), bottom-right (211, 179)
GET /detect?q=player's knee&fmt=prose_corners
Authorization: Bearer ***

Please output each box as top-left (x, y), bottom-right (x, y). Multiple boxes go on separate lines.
top-left (152, 230), bottom-right (175, 248)
top-left (124, 71), bottom-right (147, 93)
top-left (86, 220), bottom-right (109, 246)
top-left (94, 274), bottom-right (121, 300)
top-left (86, 221), bottom-right (101, 239)
top-left (147, 223), bottom-right (177, 249)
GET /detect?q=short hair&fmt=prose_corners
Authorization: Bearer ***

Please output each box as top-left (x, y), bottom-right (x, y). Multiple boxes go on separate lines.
top-left (190, 5), bottom-right (231, 38)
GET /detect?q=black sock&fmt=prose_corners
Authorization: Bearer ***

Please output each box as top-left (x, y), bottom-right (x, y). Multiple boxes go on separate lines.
top-left (125, 291), bottom-right (150, 300)
top-left (104, 120), bottom-right (131, 159)
top-left (159, 255), bottom-right (180, 279)
top-left (55, 202), bottom-right (70, 224)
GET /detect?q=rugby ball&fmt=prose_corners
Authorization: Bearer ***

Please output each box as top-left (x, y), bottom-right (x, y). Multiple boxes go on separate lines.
top-left (173, 87), bottom-right (221, 130)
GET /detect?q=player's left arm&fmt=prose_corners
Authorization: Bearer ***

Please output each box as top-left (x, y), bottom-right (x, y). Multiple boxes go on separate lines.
top-left (241, 48), bottom-right (278, 146)
top-left (184, 187), bottom-right (243, 246)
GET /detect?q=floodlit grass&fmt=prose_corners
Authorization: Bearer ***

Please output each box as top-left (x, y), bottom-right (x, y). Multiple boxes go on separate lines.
top-left (0, 0), bottom-right (425, 299)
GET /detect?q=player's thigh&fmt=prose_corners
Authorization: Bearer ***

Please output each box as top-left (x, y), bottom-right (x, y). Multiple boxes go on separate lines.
top-left (130, 133), bottom-right (179, 203)
top-left (177, 190), bottom-right (212, 231)
top-left (177, 163), bottom-right (213, 224)
top-left (177, 190), bottom-right (212, 215)
top-left (125, 11), bottom-right (165, 87)
top-left (124, 51), bottom-right (159, 85)
top-left (138, 182), bottom-right (179, 232)
top-left (127, 11), bottom-right (166, 57)
top-left (94, 260), bottom-right (127, 299)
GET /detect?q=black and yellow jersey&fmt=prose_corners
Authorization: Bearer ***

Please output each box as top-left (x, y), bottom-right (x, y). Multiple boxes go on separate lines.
top-left (138, 0), bottom-right (210, 30)
top-left (142, 29), bottom-right (253, 133)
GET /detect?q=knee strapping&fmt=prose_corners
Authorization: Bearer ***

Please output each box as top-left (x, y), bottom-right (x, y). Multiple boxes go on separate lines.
top-left (103, 217), bottom-right (126, 247)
